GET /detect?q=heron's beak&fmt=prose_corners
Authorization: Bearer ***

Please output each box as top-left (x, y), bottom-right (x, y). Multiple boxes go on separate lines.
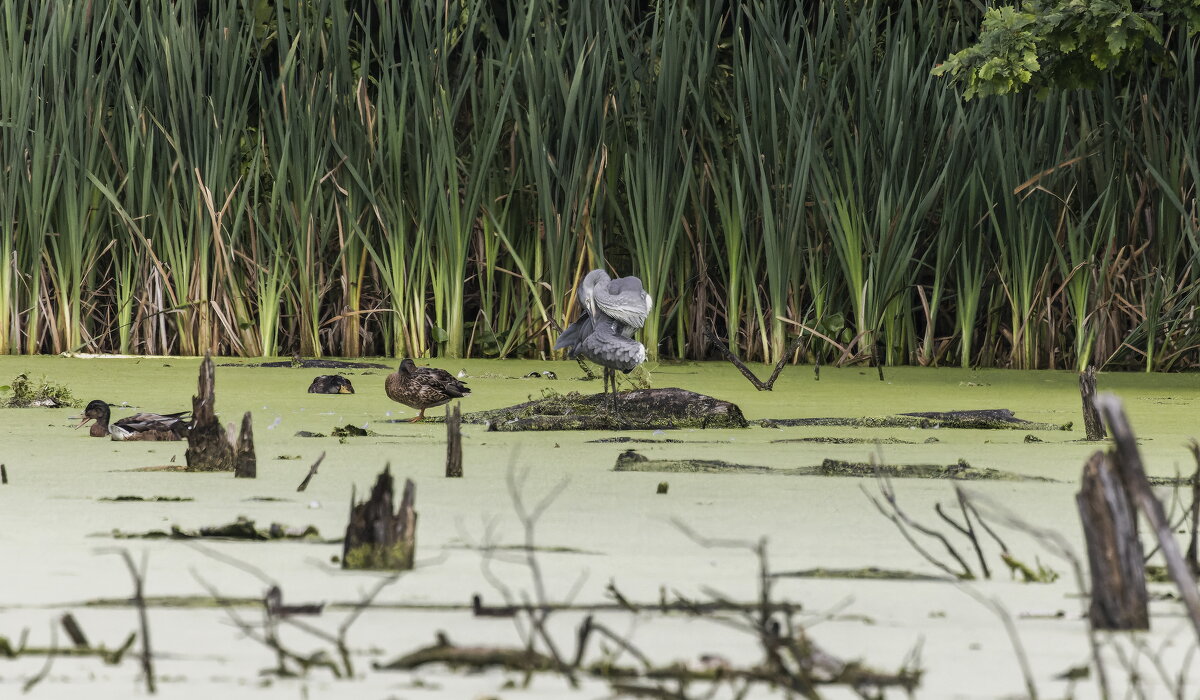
top-left (74, 416), bottom-right (93, 430)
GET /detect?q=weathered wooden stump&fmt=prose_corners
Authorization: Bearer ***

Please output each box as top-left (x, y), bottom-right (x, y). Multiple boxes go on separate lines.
top-left (1076, 450), bottom-right (1148, 629)
top-left (234, 412), bottom-right (256, 478)
top-left (343, 466), bottom-right (417, 570)
top-left (185, 355), bottom-right (235, 472)
top-left (183, 356), bottom-right (256, 475)
top-left (445, 404), bottom-right (463, 478)
top-left (1095, 393), bottom-right (1200, 642)
top-left (1079, 366), bottom-right (1105, 441)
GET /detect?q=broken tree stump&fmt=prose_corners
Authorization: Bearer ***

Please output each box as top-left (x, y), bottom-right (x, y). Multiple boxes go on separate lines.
top-left (1076, 450), bottom-right (1148, 629)
top-left (1079, 366), bottom-right (1105, 441)
top-left (234, 411), bottom-right (256, 478)
top-left (185, 354), bottom-right (234, 471)
top-left (1096, 393), bottom-right (1200, 643)
top-left (1, 464), bottom-right (7, 484)
top-left (343, 466), bottom-right (417, 570)
top-left (446, 403), bottom-right (463, 478)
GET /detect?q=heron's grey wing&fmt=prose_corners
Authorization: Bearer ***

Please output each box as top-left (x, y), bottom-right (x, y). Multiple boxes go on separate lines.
top-left (554, 312), bottom-right (593, 352)
top-left (579, 328), bottom-right (646, 373)
top-left (592, 276), bottom-right (651, 330)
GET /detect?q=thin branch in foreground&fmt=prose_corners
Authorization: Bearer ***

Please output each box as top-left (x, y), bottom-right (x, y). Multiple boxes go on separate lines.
top-left (21, 625), bottom-right (57, 694)
top-left (96, 548), bottom-right (155, 694)
top-left (956, 585), bottom-right (1037, 700)
top-left (296, 451), bottom-right (326, 492)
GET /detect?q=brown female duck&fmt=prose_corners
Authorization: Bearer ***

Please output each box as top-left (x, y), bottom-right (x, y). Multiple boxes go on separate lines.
top-left (76, 399), bottom-right (191, 441)
top-left (384, 358), bottom-right (470, 422)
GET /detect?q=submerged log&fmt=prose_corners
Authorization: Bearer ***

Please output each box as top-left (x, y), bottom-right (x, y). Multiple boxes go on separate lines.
top-left (613, 450), bottom-right (1051, 481)
top-left (450, 387), bottom-right (747, 431)
top-left (1076, 451), bottom-right (1148, 629)
top-left (234, 411), bottom-right (256, 478)
top-left (185, 354), bottom-right (234, 472)
top-left (445, 403), bottom-right (463, 477)
top-left (1080, 367), bottom-right (1106, 441)
top-left (343, 466), bottom-right (417, 570)
top-left (766, 409), bottom-right (1070, 431)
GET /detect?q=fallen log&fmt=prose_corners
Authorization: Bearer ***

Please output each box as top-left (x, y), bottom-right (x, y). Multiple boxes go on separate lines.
top-left (613, 450), bottom-right (1053, 481)
top-left (764, 409), bottom-right (1070, 431)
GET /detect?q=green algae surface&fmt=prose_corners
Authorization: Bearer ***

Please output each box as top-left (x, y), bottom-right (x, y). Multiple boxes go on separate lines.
top-left (4, 356), bottom-right (1200, 697)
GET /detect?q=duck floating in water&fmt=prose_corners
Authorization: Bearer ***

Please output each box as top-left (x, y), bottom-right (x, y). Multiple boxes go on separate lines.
top-left (308, 375), bottom-right (355, 394)
top-left (76, 400), bottom-right (191, 441)
top-left (555, 268), bottom-right (652, 411)
top-left (384, 358), bottom-right (471, 422)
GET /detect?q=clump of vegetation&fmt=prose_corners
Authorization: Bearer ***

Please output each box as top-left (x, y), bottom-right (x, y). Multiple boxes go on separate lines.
top-left (1, 373), bottom-right (80, 408)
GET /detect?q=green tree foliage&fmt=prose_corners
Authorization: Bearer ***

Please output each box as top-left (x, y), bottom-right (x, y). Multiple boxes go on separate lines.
top-left (934, 0), bottom-right (1200, 98)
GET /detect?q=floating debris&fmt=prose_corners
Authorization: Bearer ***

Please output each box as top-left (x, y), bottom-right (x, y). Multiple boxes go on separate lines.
top-left (98, 496), bottom-right (194, 502)
top-left (2, 373), bottom-right (80, 408)
top-left (111, 516), bottom-right (322, 541)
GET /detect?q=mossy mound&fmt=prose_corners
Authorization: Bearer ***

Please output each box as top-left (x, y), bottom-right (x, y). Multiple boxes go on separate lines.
top-left (452, 387), bottom-right (747, 431)
top-left (2, 372), bottom-right (80, 407)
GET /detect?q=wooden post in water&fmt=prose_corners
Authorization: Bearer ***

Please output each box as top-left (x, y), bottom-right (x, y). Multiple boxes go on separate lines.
top-left (445, 403), bottom-right (462, 478)
top-left (1095, 393), bottom-right (1200, 643)
top-left (185, 354), bottom-right (234, 471)
top-left (1079, 366), bottom-right (1105, 441)
top-left (1076, 450), bottom-right (1148, 629)
top-left (343, 466), bottom-right (417, 570)
top-left (234, 412), bottom-right (256, 478)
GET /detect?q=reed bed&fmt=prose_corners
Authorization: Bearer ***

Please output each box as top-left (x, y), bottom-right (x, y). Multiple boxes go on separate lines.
top-left (2, 0), bottom-right (1198, 369)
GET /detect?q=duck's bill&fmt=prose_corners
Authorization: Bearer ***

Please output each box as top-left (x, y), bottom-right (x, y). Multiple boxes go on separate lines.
top-left (74, 416), bottom-right (93, 429)
top-left (338, 386), bottom-right (353, 394)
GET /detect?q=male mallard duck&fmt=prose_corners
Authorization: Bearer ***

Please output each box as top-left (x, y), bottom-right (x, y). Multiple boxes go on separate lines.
top-left (76, 399), bottom-right (191, 441)
top-left (308, 375), bottom-right (355, 394)
top-left (384, 358), bottom-right (470, 422)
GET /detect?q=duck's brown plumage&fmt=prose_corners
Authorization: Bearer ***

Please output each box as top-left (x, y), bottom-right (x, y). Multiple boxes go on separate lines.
top-left (384, 358), bottom-right (470, 422)
top-left (77, 399), bottom-right (191, 441)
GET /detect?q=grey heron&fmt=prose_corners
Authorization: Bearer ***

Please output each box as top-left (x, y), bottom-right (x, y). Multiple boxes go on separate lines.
top-left (555, 268), bottom-right (653, 413)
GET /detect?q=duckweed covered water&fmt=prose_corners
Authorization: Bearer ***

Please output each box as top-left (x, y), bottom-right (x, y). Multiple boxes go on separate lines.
top-left (2, 356), bottom-right (1200, 698)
